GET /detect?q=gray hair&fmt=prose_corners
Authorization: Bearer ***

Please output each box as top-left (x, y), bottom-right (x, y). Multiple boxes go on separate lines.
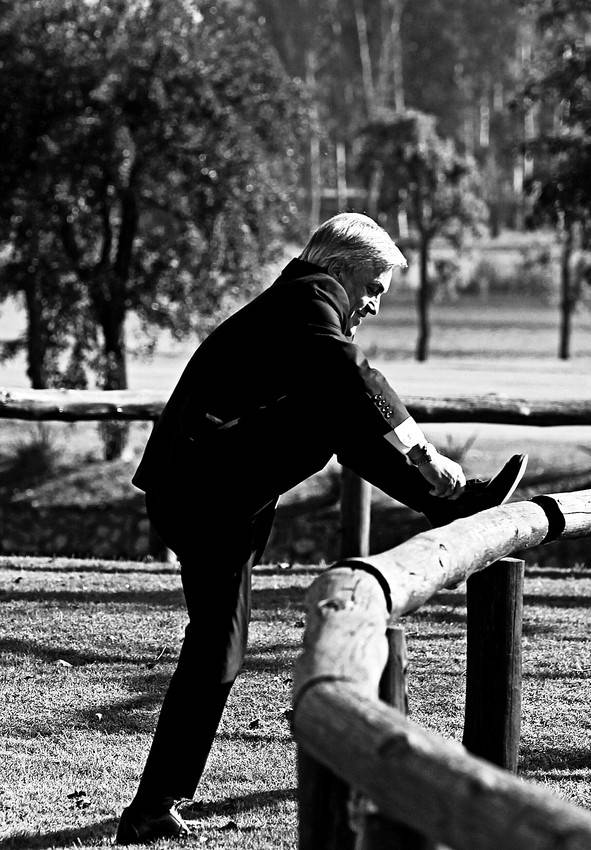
top-left (299, 213), bottom-right (407, 276)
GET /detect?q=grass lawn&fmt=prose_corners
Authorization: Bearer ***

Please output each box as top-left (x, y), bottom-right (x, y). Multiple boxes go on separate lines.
top-left (0, 555), bottom-right (590, 849)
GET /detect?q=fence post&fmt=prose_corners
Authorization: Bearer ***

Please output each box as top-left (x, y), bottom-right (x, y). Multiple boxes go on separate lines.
top-left (297, 746), bottom-right (356, 850)
top-left (356, 627), bottom-right (438, 850)
top-left (463, 556), bottom-right (525, 772)
top-left (340, 468), bottom-right (371, 558)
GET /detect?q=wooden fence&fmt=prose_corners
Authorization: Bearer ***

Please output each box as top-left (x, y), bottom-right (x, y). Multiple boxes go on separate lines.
top-left (1, 387), bottom-right (591, 558)
top-left (1, 386), bottom-right (590, 424)
top-left (292, 490), bottom-right (591, 849)
top-left (1, 387), bottom-right (591, 845)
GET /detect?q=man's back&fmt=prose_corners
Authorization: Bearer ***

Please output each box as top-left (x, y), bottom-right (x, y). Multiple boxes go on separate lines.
top-left (132, 259), bottom-right (353, 499)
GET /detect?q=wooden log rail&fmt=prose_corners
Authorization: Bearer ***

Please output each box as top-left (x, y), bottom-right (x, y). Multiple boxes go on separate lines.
top-left (3, 387), bottom-right (589, 562)
top-left (293, 490), bottom-right (591, 850)
top-left (0, 387), bottom-right (590, 424)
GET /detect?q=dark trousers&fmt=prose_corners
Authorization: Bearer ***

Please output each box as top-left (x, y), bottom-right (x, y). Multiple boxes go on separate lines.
top-left (131, 434), bottom-right (441, 807)
top-left (133, 490), bottom-right (277, 806)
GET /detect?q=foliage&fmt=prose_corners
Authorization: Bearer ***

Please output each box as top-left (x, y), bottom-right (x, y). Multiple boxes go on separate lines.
top-left (520, 0), bottom-right (591, 357)
top-left (0, 423), bottom-right (61, 493)
top-left (358, 109), bottom-right (488, 246)
top-left (523, 0), bottom-right (591, 233)
top-left (256, 0), bottom-right (527, 231)
top-left (0, 0), bottom-right (307, 394)
top-left (403, 0), bottom-right (522, 138)
top-left (357, 108), bottom-right (487, 360)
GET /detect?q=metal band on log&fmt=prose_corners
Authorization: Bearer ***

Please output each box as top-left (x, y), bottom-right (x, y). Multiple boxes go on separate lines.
top-left (293, 490), bottom-right (591, 849)
top-left (1, 387), bottom-right (591, 424)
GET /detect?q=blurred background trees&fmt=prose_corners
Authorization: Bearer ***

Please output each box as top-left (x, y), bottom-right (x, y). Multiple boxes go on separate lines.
top-left (0, 0), bottom-right (590, 455)
top-left (522, 0), bottom-right (591, 359)
top-left (358, 110), bottom-right (487, 360)
top-left (0, 0), bottom-right (306, 455)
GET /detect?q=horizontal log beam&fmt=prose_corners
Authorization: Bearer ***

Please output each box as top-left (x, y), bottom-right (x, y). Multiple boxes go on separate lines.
top-left (294, 681), bottom-right (591, 850)
top-left (0, 388), bottom-right (164, 421)
top-left (293, 490), bottom-right (591, 848)
top-left (0, 388), bottom-right (590, 424)
top-left (295, 491), bottom-right (591, 696)
top-left (404, 394), bottom-right (591, 425)
top-left (342, 492), bottom-right (591, 620)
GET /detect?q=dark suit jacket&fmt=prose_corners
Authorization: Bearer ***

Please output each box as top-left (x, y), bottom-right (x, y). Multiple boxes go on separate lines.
top-left (133, 259), bottom-right (412, 514)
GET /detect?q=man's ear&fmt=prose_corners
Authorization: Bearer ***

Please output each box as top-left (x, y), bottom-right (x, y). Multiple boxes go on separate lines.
top-left (328, 260), bottom-right (345, 281)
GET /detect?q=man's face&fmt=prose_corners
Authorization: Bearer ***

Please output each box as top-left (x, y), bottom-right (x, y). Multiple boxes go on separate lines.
top-left (338, 265), bottom-right (393, 337)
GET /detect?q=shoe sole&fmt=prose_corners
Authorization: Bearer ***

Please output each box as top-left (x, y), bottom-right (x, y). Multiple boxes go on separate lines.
top-left (496, 454), bottom-right (528, 506)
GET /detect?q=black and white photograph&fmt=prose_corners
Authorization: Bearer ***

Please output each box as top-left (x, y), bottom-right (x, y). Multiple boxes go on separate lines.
top-left (0, 1), bottom-right (590, 847)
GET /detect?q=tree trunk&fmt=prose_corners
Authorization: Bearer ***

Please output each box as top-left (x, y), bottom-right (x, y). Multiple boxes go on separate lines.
top-left (336, 141), bottom-right (347, 211)
top-left (305, 49), bottom-right (322, 229)
top-left (23, 277), bottom-right (48, 389)
top-left (97, 183), bottom-right (136, 460)
top-left (415, 236), bottom-right (431, 361)
top-left (559, 223), bottom-right (574, 360)
top-left (390, 0), bottom-right (405, 112)
top-left (353, 0), bottom-right (376, 117)
top-left (99, 305), bottom-right (129, 460)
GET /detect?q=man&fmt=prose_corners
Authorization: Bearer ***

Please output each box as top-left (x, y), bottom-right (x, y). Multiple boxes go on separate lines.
top-left (116, 213), bottom-right (527, 843)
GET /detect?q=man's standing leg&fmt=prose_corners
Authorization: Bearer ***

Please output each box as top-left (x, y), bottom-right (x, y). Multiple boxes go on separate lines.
top-left (115, 497), bottom-right (276, 844)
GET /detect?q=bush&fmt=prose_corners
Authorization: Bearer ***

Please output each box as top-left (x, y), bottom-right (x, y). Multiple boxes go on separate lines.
top-left (0, 424), bottom-right (61, 494)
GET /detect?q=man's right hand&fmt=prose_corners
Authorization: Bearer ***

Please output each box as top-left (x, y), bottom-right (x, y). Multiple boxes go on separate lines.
top-left (418, 450), bottom-right (466, 499)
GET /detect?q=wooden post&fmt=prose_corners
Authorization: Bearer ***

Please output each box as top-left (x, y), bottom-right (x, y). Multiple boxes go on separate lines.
top-left (295, 566), bottom-right (388, 850)
top-left (357, 628), bottom-right (436, 850)
top-left (340, 467), bottom-right (371, 559)
top-left (298, 748), bottom-right (356, 850)
top-left (463, 556), bottom-right (524, 772)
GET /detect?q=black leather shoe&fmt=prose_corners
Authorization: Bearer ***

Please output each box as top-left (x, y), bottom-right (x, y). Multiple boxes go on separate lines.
top-left (115, 803), bottom-right (190, 844)
top-left (426, 453), bottom-right (528, 528)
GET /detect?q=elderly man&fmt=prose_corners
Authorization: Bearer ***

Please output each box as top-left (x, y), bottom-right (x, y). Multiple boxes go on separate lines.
top-left (116, 213), bottom-right (527, 843)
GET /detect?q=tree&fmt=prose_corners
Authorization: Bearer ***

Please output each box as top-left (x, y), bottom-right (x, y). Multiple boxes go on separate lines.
top-left (522, 0), bottom-right (591, 358)
top-left (0, 0), bottom-right (306, 455)
top-left (358, 109), bottom-right (487, 360)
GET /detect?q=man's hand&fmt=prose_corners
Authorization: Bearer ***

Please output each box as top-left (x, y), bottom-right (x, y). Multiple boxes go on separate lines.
top-left (418, 451), bottom-right (466, 499)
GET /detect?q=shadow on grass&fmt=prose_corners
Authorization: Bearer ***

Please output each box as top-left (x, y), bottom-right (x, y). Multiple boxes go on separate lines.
top-left (407, 630), bottom-right (465, 641)
top-left (250, 586), bottom-right (308, 612)
top-left (521, 746), bottom-right (591, 773)
top-left (0, 588), bottom-right (184, 606)
top-left (243, 642), bottom-right (299, 674)
top-left (184, 787), bottom-right (296, 819)
top-left (0, 636), bottom-right (170, 667)
top-left (0, 583), bottom-right (308, 612)
top-left (525, 568), bottom-right (591, 580)
top-left (0, 561), bottom-right (179, 575)
top-left (523, 593), bottom-right (591, 608)
top-left (0, 817), bottom-right (118, 849)
top-left (410, 608), bottom-right (467, 625)
top-left (522, 622), bottom-right (558, 637)
top-left (523, 668), bottom-right (591, 681)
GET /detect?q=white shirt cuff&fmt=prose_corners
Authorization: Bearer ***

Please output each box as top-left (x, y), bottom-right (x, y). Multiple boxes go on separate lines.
top-left (383, 416), bottom-right (427, 454)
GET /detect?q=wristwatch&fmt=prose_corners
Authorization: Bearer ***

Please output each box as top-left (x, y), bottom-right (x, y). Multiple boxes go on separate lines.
top-left (407, 442), bottom-right (436, 467)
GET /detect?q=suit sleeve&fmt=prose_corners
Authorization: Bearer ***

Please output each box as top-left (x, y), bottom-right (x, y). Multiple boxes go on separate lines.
top-left (293, 276), bottom-right (412, 443)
